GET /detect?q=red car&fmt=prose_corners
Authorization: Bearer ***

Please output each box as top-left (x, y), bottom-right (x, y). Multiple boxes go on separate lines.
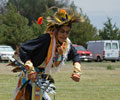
top-left (72, 44), bottom-right (93, 61)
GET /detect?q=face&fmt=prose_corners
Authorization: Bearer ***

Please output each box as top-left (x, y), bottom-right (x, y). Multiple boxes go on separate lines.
top-left (56, 26), bottom-right (71, 43)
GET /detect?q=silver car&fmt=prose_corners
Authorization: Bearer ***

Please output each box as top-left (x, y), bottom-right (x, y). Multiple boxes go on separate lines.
top-left (0, 45), bottom-right (15, 62)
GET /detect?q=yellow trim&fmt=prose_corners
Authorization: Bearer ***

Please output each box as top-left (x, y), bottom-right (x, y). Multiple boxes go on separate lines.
top-left (32, 83), bottom-right (35, 100)
top-left (74, 62), bottom-right (81, 72)
top-left (55, 16), bottom-right (62, 23)
top-left (46, 32), bottom-right (54, 65)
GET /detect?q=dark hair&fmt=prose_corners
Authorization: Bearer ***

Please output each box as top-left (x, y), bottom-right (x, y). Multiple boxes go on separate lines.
top-left (56, 23), bottom-right (72, 31)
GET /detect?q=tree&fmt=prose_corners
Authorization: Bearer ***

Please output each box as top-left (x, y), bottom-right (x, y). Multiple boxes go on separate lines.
top-left (0, 0), bottom-right (72, 48)
top-left (0, 3), bottom-right (34, 48)
top-left (0, 1), bottom-right (100, 48)
top-left (69, 8), bottom-right (99, 47)
top-left (9, 0), bottom-right (70, 25)
top-left (99, 17), bottom-right (120, 40)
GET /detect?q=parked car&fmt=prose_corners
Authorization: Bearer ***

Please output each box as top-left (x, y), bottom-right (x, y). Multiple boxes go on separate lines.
top-left (72, 44), bottom-right (93, 61)
top-left (0, 45), bottom-right (15, 62)
top-left (87, 40), bottom-right (119, 62)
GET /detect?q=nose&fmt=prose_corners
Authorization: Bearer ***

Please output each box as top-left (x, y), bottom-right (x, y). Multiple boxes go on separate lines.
top-left (63, 31), bottom-right (69, 37)
top-left (61, 34), bottom-right (67, 40)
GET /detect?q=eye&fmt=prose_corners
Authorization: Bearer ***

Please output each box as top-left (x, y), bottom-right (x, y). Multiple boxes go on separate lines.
top-left (66, 30), bottom-right (70, 34)
top-left (59, 28), bottom-right (70, 35)
top-left (60, 29), bottom-right (65, 33)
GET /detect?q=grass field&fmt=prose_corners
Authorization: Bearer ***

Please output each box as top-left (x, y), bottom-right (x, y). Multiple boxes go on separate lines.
top-left (0, 61), bottom-right (120, 100)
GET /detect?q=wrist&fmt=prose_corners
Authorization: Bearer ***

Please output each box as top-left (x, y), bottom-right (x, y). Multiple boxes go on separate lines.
top-left (74, 62), bottom-right (82, 72)
top-left (25, 60), bottom-right (35, 73)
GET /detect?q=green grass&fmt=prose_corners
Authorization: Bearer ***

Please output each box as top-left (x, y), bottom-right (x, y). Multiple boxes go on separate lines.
top-left (0, 61), bottom-right (120, 100)
top-left (0, 74), bottom-right (17, 100)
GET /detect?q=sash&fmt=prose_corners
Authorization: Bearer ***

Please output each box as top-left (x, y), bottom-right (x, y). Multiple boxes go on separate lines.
top-left (45, 32), bottom-right (71, 74)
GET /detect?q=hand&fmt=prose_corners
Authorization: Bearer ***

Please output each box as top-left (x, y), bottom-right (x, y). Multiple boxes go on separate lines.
top-left (71, 72), bottom-right (80, 82)
top-left (71, 62), bottom-right (81, 82)
top-left (25, 60), bottom-right (36, 81)
top-left (28, 72), bottom-right (37, 82)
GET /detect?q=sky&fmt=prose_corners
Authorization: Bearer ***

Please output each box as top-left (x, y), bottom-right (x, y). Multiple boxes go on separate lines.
top-left (72, 0), bottom-right (120, 29)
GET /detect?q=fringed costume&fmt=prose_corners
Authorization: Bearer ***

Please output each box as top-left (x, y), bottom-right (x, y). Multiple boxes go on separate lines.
top-left (12, 8), bottom-right (83, 100)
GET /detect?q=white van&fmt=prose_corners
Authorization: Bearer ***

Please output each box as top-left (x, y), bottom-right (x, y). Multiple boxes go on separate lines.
top-left (0, 45), bottom-right (15, 62)
top-left (87, 40), bottom-right (119, 62)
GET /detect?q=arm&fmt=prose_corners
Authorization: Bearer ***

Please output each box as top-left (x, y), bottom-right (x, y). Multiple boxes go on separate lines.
top-left (67, 44), bottom-right (82, 82)
top-left (67, 44), bottom-right (80, 63)
top-left (19, 33), bottom-right (51, 81)
top-left (20, 33), bottom-right (51, 63)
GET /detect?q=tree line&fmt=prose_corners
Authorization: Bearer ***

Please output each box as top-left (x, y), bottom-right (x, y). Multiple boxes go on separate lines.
top-left (0, 0), bottom-right (120, 49)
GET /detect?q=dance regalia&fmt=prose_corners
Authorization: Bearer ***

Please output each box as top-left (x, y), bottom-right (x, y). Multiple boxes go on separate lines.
top-left (13, 32), bottom-right (80, 100)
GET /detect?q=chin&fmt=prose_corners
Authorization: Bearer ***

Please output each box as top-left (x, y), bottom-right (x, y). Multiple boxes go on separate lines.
top-left (59, 39), bottom-right (66, 43)
top-left (61, 40), bottom-right (65, 43)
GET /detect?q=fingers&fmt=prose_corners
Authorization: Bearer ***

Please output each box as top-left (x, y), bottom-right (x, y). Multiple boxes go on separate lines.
top-left (71, 73), bottom-right (80, 82)
top-left (71, 76), bottom-right (80, 82)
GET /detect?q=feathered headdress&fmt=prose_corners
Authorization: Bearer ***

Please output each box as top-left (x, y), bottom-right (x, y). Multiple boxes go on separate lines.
top-left (45, 8), bottom-right (84, 32)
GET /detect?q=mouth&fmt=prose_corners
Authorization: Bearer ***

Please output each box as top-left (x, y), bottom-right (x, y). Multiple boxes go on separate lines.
top-left (58, 37), bottom-right (67, 43)
top-left (60, 38), bottom-right (66, 42)
top-left (60, 37), bottom-right (66, 40)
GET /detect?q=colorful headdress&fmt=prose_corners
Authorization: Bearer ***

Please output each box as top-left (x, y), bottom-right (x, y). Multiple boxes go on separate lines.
top-left (46, 8), bottom-right (84, 32)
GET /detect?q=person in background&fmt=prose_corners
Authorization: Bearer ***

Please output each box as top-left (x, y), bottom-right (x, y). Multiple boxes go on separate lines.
top-left (13, 8), bottom-right (83, 100)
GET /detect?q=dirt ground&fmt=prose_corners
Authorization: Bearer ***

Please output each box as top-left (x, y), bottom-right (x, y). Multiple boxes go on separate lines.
top-left (0, 63), bottom-right (15, 74)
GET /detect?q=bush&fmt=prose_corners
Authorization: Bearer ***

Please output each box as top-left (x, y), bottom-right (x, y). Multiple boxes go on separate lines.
top-left (107, 65), bottom-right (115, 70)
